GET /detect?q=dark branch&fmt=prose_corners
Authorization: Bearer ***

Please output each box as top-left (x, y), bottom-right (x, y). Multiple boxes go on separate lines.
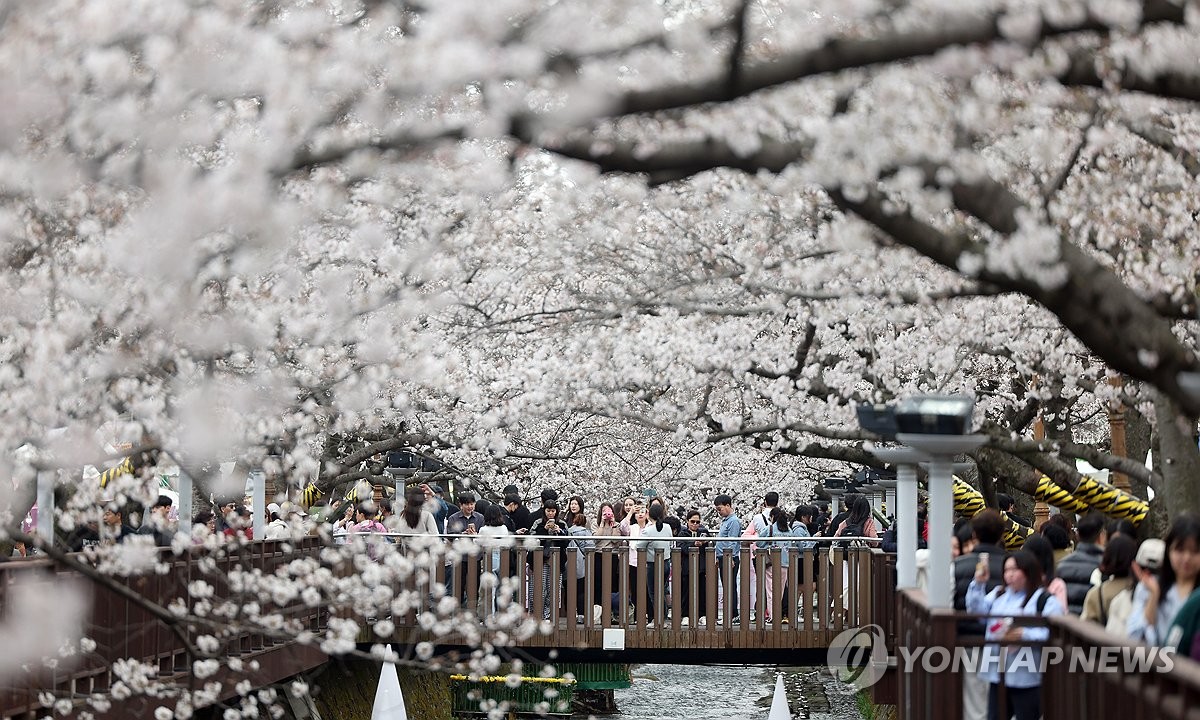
top-left (539, 131), bottom-right (810, 184)
top-left (827, 184), bottom-right (1200, 415)
top-left (727, 0), bottom-right (752, 100)
top-left (591, 1), bottom-right (1188, 118)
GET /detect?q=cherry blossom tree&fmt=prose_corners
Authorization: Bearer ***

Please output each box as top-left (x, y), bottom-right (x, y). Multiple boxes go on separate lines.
top-left (3, 0), bottom-right (1200, 716)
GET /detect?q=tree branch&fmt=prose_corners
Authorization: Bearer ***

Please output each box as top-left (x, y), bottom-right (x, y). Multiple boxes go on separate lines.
top-left (727, 0), bottom-right (751, 100)
top-left (12, 530), bottom-right (202, 658)
top-left (574, 1), bottom-right (1188, 119)
top-left (987, 434), bottom-right (1161, 492)
top-left (827, 184), bottom-right (1200, 416)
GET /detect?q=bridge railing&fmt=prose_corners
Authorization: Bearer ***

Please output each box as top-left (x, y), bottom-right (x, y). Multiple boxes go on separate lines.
top-left (373, 535), bottom-right (884, 651)
top-left (0, 538), bottom-right (328, 720)
top-left (1043, 613), bottom-right (1200, 720)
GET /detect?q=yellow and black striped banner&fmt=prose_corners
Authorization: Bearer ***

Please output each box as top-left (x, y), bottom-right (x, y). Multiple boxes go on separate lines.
top-left (301, 483), bottom-right (323, 507)
top-left (953, 478), bottom-right (987, 518)
top-left (953, 478), bottom-right (1031, 549)
top-left (1033, 476), bottom-right (1090, 514)
top-left (98, 457), bottom-right (133, 488)
top-left (1002, 513), bottom-right (1033, 549)
top-left (1072, 475), bottom-right (1149, 526)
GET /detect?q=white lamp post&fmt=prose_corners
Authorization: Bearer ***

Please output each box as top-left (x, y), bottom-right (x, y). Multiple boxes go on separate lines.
top-left (866, 446), bottom-right (930, 589)
top-left (249, 469), bottom-right (266, 540)
top-left (895, 432), bottom-right (988, 609)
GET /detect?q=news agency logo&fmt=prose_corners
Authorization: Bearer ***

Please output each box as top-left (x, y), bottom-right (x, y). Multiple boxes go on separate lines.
top-left (826, 624), bottom-right (888, 693)
top-left (826, 625), bottom-right (1177, 694)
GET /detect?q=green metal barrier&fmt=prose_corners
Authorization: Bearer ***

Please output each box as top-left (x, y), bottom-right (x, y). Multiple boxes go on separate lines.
top-left (555, 663), bottom-right (632, 690)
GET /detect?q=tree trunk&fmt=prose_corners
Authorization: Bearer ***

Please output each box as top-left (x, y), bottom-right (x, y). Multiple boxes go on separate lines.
top-left (1153, 390), bottom-right (1200, 521)
top-left (1120, 404), bottom-right (1160, 537)
top-left (1124, 405), bottom-right (1153, 498)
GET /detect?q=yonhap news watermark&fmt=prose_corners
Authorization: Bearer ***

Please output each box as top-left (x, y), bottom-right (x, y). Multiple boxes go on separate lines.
top-left (894, 643), bottom-right (1176, 674)
top-left (826, 625), bottom-right (1177, 693)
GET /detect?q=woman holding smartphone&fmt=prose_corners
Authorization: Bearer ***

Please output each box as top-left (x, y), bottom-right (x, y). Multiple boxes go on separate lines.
top-left (966, 550), bottom-right (1063, 720)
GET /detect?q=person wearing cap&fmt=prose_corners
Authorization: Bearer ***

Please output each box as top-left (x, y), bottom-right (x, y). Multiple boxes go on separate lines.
top-left (1129, 516), bottom-right (1200, 645)
top-left (137, 495), bottom-right (175, 547)
top-left (264, 502), bottom-right (290, 540)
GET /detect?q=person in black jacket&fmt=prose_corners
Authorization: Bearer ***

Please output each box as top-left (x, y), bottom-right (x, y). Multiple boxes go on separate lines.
top-left (677, 509), bottom-right (712, 625)
top-left (528, 500), bottom-right (568, 619)
top-left (954, 510), bottom-right (1007, 610)
top-left (823, 495), bottom-right (860, 537)
top-left (997, 493), bottom-right (1032, 528)
top-left (882, 513), bottom-right (930, 553)
top-left (137, 495), bottom-right (175, 547)
top-left (503, 492), bottom-right (531, 533)
top-left (1056, 512), bottom-right (1107, 614)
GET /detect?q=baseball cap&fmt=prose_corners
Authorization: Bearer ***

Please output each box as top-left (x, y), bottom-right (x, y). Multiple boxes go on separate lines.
top-left (428, 484), bottom-right (445, 495)
top-left (267, 502), bottom-right (281, 515)
top-left (1136, 538), bottom-right (1165, 570)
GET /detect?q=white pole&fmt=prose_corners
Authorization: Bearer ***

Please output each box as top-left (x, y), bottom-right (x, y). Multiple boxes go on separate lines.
top-left (178, 470), bottom-right (193, 537)
top-left (926, 459), bottom-right (953, 609)
top-left (896, 464), bottom-right (919, 589)
top-left (250, 469), bottom-right (266, 540)
top-left (36, 470), bottom-right (55, 546)
top-left (867, 446), bottom-right (929, 591)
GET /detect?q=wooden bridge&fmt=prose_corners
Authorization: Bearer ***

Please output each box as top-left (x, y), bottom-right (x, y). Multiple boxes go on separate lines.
top-left (372, 537), bottom-right (892, 666)
top-left (3, 535), bottom-right (1200, 719)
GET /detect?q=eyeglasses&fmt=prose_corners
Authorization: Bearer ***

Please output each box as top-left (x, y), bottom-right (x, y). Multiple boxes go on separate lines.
top-left (687, 518), bottom-right (700, 523)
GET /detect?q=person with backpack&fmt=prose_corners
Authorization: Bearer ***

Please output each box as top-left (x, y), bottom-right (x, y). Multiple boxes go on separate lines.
top-left (967, 550), bottom-right (1064, 720)
top-left (1081, 534), bottom-right (1136, 630)
top-left (834, 496), bottom-right (878, 542)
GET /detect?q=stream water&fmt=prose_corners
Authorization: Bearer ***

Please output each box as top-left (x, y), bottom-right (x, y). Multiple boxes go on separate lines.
top-left (608, 664), bottom-right (861, 720)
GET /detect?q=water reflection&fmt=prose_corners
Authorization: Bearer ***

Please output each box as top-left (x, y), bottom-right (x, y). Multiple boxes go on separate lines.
top-left (609, 664), bottom-right (861, 719)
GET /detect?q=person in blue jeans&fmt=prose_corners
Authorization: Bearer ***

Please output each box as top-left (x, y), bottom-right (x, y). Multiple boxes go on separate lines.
top-left (967, 550), bottom-right (1064, 720)
top-left (713, 494), bottom-right (742, 624)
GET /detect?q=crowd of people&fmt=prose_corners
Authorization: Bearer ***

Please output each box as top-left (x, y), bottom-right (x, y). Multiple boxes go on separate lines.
top-left (45, 478), bottom-right (1200, 720)
top-left (324, 484), bottom-right (887, 626)
top-left (933, 501), bottom-right (1200, 720)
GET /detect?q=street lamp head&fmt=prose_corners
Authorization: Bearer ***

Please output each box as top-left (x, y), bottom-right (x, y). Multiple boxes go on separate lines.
top-left (822, 476), bottom-right (849, 498)
top-left (895, 394), bottom-right (976, 436)
top-left (856, 403), bottom-right (899, 440)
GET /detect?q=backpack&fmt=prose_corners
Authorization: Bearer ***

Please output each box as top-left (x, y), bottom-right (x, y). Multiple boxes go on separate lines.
top-left (835, 518), bottom-right (869, 549)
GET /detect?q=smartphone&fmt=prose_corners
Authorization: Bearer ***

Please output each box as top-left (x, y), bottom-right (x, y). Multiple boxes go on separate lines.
top-left (467, 523), bottom-right (476, 533)
top-left (987, 616), bottom-right (1013, 638)
top-left (976, 552), bottom-right (990, 576)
